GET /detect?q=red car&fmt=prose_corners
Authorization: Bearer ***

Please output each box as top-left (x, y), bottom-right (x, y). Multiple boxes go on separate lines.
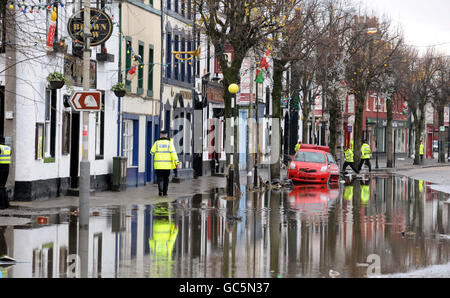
top-left (287, 144), bottom-right (340, 184)
top-left (288, 184), bottom-right (339, 216)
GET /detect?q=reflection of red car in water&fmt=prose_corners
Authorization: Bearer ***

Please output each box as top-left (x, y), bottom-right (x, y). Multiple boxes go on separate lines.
top-left (288, 184), bottom-right (339, 215)
top-left (287, 145), bottom-right (340, 184)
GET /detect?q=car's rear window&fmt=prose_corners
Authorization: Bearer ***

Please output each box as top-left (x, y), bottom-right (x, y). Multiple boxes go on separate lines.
top-left (294, 151), bottom-right (326, 163)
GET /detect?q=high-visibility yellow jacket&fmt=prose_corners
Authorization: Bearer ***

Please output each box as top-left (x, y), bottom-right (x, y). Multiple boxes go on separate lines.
top-left (344, 149), bottom-right (354, 162)
top-left (350, 140), bottom-right (354, 152)
top-left (361, 143), bottom-right (371, 159)
top-left (344, 186), bottom-right (353, 201)
top-left (295, 143), bottom-right (301, 151)
top-left (148, 219), bottom-right (178, 260)
top-left (419, 143), bottom-right (424, 155)
top-left (0, 145), bottom-right (11, 164)
top-left (150, 138), bottom-right (179, 170)
top-left (361, 184), bottom-right (370, 204)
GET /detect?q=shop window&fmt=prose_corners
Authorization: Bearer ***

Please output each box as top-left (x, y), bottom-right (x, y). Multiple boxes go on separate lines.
top-left (44, 89), bottom-right (56, 162)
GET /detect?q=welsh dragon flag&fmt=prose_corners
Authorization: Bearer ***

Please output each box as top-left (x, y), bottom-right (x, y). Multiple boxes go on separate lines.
top-left (255, 50), bottom-right (270, 83)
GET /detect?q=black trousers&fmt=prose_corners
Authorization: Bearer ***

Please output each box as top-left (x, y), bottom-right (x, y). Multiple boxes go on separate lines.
top-left (342, 162), bottom-right (359, 173)
top-left (358, 158), bottom-right (372, 172)
top-left (156, 169), bottom-right (171, 196)
top-left (0, 165), bottom-right (9, 209)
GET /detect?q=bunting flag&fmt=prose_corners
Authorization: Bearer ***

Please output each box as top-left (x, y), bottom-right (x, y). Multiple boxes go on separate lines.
top-left (255, 50), bottom-right (270, 83)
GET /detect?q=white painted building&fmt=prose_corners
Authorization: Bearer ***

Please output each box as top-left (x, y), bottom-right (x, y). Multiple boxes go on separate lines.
top-left (0, 1), bottom-right (120, 200)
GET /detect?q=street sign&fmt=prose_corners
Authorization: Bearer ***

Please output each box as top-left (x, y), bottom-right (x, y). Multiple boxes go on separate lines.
top-left (70, 91), bottom-right (101, 111)
top-left (67, 8), bottom-right (113, 46)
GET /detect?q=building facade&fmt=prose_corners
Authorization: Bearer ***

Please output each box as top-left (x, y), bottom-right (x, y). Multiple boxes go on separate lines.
top-left (1, 1), bottom-right (121, 200)
top-left (119, 0), bottom-right (162, 187)
top-left (160, 0), bottom-right (195, 179)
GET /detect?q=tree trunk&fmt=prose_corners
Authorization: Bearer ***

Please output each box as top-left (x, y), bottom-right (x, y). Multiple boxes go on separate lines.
top-left (412, 107), bottom-right (426, 165)
top-left (270, 58), bottom-right (283, 180)
top-left (328, 98), bottom-right (339, 158)
top-left (386, 97), bottom-right (394, 168)
top-left (437, 104), bottom-right (446, 163)
top-left (222, 64), bottom-right (242, 187)
top-left (353, 93), bottom-right (366, 166)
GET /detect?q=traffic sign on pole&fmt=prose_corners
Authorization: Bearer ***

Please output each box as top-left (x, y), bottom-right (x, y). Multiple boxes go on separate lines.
top-left (70, 91), bottom-right (101, 111)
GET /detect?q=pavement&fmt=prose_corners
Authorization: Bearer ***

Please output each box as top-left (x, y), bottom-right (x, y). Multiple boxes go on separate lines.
top-left (1, 154), bottom-right (450, 226)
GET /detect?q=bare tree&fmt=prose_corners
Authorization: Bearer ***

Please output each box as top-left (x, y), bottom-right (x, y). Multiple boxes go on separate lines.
top-left (194, 0), bottom-right (302, 184)
top-left (431, 55), bottom-right (450, 163)
top-left (344, 15), bottom-right (402, 164)
top-left (405, 49), bottom-right (439, 165)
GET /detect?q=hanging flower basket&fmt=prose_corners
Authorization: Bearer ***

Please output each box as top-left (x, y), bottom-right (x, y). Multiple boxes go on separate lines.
top-left (112, 82), bottom-right (126, 97)
top-left (49, 80), bottom-right (65, 89)
top-left (47, 72), bottom-right (67, 90)
top-left (113, 90), bottom-right (126, 97)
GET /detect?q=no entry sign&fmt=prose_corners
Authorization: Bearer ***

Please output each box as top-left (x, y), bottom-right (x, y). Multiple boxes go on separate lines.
top-left (70, 91), bottom-right (101, 111)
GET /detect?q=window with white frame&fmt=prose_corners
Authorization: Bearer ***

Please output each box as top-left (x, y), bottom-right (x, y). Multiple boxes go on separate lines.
top-left (123, 119), bottom-right (134, 167)
top-left (44, 89), bottom-right (56, 160)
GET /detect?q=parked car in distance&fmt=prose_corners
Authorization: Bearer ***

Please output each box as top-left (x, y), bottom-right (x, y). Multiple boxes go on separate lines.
top-left (287, 144), bottom-right (340, 184)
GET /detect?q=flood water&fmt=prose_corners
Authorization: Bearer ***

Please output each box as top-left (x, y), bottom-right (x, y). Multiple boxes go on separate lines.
top-left (1, 174), bottom-right (449, 278)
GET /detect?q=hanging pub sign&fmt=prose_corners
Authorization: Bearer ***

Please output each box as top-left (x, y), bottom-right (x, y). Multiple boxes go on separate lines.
top-left (67, 8), bottom-right (113, 46)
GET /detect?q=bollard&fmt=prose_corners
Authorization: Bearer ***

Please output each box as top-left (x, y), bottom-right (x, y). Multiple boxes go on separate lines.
top-left (227, 167), bottom-right (234, 196)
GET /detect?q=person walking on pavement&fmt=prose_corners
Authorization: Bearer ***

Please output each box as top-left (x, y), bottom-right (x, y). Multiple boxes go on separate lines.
top-left (342, 145), bottom-right (360, 174)
top-left (358, 139), bottom-right (372, 172)
top-left (151, 131), bottom-right (180, 197)
top-left (295, 140), bottom-right (302, 151)
top-left (0, 137), bottom-right (11, 210)
top-left (419, 140), bottom-right (424, 164)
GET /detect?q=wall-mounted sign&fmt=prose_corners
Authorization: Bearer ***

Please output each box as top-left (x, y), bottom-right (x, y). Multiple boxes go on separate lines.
top-left (67, 8), bottom-right (113, 46)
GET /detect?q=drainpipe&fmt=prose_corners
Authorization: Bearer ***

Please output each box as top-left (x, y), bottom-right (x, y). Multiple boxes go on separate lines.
top-left (117, 2), bottom-right (122, 156)
top-left (159, 0), bottom-right (165, 133)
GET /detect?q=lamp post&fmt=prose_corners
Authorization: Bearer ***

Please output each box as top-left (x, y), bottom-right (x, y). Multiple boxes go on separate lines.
top-left (228, 83), bottom-right (240, 191)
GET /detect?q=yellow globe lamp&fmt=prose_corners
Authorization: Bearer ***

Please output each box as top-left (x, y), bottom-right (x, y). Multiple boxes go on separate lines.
top-left (228, 83), bottom-right (239, 94)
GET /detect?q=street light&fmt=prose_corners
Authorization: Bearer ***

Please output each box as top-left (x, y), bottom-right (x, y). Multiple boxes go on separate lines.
top-left (228, 83), bottom-right (240, 192)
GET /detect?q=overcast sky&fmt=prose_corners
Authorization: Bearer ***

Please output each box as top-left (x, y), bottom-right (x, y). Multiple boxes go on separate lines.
top-left (359, 0), bottom-right (450, 55)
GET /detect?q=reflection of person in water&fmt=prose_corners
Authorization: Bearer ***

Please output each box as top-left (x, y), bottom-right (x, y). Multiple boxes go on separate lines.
top-left (360, 178), bottom-right (371, 204)
top-left (343, 176), bottom-right (355, 201)
top-left (148, 204), bottom-right (178, 264)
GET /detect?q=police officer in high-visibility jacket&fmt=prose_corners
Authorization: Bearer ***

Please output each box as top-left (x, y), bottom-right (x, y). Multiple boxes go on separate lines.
top-left (358, 139), bottom-right (372, 172)
top-left (294, 141), bottom-right (302, 152)
top-left (419, 140), bottom-right (424, 163)
top-left (0, 137), bottom-right (11, 209)
top-left (342, 145), bottom-right (360, 174)
top-left (150, 131), bottom-right (180, 196)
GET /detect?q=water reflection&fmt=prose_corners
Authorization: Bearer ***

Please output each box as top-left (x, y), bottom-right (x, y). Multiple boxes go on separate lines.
top-left (0, 175), bottom-right (449, 278)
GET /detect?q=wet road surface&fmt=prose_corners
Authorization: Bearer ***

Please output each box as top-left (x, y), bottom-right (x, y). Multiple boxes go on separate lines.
top-left (0, 174), bottom-right (449, 278)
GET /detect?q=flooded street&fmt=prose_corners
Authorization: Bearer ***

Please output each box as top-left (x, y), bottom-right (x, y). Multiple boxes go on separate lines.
top-left (1, 174), bottom-right (449, 278)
